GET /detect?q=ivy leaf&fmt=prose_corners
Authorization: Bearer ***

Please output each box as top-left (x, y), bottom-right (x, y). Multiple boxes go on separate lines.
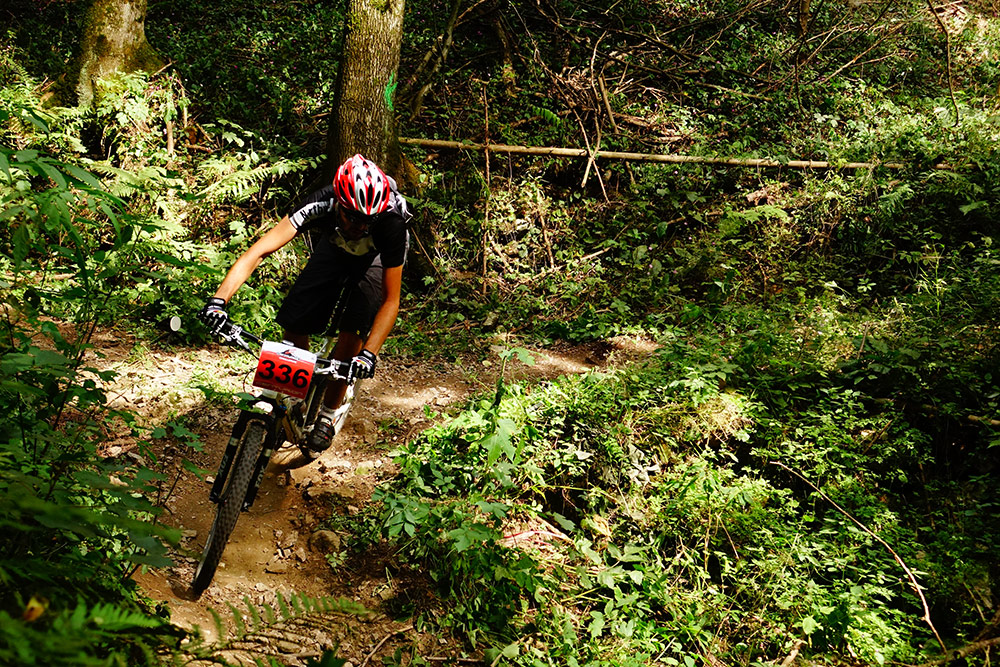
top-left (959, 200), bottom-right (987, 215)
top-left (589, 611), bottom-right (605, 639)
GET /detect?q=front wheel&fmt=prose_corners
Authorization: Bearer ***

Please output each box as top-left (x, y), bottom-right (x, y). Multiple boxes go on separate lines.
top-left (191, 420), bottom-right (267, 597)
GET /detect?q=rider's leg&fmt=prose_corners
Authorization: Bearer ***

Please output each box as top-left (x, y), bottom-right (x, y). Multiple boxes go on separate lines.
top-left (305, 258), bottom-right (382, 453)
top-left (282, 331), bottom-right (310, 349)
top-left (323, 331), bottom-right (364, 409)
top-left (321, 258), bottom-right (382, 411)
top-left (305, 331), bottom-right (363, 454)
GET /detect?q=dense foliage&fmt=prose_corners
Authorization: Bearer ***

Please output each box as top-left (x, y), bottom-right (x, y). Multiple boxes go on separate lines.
top-left (2, 0), bottom-right (999, 664)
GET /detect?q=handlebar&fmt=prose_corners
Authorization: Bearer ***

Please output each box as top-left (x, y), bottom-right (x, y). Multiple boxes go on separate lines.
top-left (216, 321), bottom-right (261, 351)
top-left (217, 322), bottom-right (352, 379)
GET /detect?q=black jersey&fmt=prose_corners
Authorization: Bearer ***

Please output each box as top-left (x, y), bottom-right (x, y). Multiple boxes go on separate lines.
top-left (287, 180), bottom-right (410, 269)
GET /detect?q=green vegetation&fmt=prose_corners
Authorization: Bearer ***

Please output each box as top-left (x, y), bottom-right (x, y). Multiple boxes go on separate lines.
top-left (2, 0), bottom-right (1000, 664)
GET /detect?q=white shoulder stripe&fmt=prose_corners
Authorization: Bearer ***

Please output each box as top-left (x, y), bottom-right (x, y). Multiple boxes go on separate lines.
top-left (289, 199), bottom-right (334, 230)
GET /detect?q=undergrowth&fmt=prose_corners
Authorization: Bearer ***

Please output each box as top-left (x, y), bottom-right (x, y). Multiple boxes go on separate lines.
top-left (3, 0), bottom-right (1000, 663)
top-left (370, 316), bottom-right (999, 664)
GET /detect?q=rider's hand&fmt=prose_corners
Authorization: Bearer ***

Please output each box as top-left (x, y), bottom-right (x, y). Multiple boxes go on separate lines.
top-left (348, 349), bottom-right (377, 382)
top-left (198, 297), bottom-right (229, 335)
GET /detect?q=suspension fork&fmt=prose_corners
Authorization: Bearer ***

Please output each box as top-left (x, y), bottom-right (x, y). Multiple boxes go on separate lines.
top-left (209, 409), bottom-right (258, 503)
top-left (242, 409), bottom-right (282, 510)
top-left (210, 399), bottom-right (284, 509)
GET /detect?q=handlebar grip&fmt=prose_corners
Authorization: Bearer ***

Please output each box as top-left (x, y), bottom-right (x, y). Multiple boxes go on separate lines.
top-left (217, 321), bottom-right (238, 338)
top-left (157, 316), bottom-right (182, 333)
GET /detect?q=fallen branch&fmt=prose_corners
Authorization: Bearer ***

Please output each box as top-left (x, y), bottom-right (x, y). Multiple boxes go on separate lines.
top-left (771, 461), bottom-right (948, 655)
top-left (872, 398), bottom-right (1000, 427)
top-left (359, 624), bottom-right (413, 667)
top-left (399, 137), bottom-right (954, 171)
top-left (779, 639), bottom-right (805, 667)
top-left (927, 0), bottom-right (960, 125)
top-left (501, 529), bottom-right (574, 545)
top-left (915, 635), bottom-right (1000, 666)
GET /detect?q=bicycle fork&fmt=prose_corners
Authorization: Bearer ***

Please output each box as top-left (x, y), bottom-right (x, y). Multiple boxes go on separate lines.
top-left (209, 400), bottom-right (284, 511)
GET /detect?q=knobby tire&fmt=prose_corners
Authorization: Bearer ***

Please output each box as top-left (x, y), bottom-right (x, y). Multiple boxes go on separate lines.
top-left (192, 420), bottom-right (267, 597)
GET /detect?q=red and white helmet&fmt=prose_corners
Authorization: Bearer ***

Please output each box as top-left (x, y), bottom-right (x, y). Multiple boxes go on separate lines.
top-left (333, 154), bottom-right (390, 216)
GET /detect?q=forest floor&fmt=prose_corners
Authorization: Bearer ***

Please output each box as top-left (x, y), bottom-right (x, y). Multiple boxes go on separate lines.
top-left (89, 325), bottom-right (659, 666)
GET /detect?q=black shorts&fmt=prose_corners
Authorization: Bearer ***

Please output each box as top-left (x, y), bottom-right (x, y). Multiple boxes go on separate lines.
top-left (275, 240), bottom-right (383, 338)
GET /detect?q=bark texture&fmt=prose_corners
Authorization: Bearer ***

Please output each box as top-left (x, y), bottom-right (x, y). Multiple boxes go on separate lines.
top-left (74, 0), bottom-right (162, 107)
top-left (325, 0), bottom-right (406, 180)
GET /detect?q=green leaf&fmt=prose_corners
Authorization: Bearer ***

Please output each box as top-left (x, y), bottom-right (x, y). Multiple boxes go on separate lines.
top-left (146, 249), bottom-right (194, 268)
top-left (501, 642), bottom-right (520, 659)
top-left (0, 204), bottom-right (26, 222)
top-left (1, 352), bottom-right (36, 373)
top-left (959, 200), bottom-right (987, 215)
top-left (483, 430), bottom-right (508, 467)
top-left (13, 150), bottom-right (39, 162)
top-left (35, 160), bottom-right (68, 189)
top-left (589, 611), bottom-right (605, 639)
top-left (549, 512), bottom-right (576, 532)
top-left (63, 163), bottom-right (106, 190)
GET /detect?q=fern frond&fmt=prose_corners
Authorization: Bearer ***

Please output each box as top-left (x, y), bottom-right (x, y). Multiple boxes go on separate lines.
top-left (262, 602), bottom-right (277, 624)
top-left (530, 105), bottom-right (563, 127)
top-left (208, 606), bottom-right (225, 643)
top-left (88, 601), bottom-right (166, 631)
top-left (878, 183), bottom-right (915, 215)
top-left (244, 595), bottom-right (262, 631)
top-left (180, 592), bottom-right (370, 666)
top-left (197, 156), bottom-right (315, 204)
top-left (276, 592), bottom-right (291, 620)
top-left (227, 602), bottom-right (247, 639)
top-left (84, 161), bottom-right (183, 198)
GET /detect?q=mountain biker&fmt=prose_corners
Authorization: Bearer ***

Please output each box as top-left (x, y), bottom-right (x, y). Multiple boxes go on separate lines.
top-left (197, 154), bottom-right (410, 455)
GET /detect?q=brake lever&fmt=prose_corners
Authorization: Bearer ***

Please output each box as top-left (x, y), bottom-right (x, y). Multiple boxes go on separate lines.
top-left (219, 324), bottom-right (253, 352)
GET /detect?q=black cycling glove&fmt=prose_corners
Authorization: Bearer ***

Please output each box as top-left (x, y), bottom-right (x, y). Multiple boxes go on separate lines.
top-left (198, 297), bottom-right (229, 335)
top-left (348, 349), bottom-right (377, 382)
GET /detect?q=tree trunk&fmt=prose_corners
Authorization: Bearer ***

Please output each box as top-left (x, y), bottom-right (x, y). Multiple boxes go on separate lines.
top-left (73, 0), bottom-right (163, 107)
top-left (798, 0), bottom-right (811, 37)
top-left (324, 0), bottom-right (406, 181)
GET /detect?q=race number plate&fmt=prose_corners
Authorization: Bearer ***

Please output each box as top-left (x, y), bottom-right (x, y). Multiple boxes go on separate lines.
top-left (252, 341), bottom-right (317, 399)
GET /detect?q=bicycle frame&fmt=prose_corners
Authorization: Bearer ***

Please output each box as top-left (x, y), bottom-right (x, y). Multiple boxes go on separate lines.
top-left (192, 321), bottom-right (359, 596)
top-left (207, 327), bottom-right (350, 512)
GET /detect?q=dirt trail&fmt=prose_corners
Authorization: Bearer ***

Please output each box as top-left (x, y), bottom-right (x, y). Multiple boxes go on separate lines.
top-left (92, 327), bottom-right (657, 665)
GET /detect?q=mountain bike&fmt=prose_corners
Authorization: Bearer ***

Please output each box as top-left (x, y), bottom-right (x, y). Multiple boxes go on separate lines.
top-left (191, 321), bottom-right (357, 597)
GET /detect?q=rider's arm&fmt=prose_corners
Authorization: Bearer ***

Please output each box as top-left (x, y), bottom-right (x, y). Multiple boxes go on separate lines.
top-left (362, 264), bottom-right (402, 355)
top-left (213, 216), bottom-right (298, 302)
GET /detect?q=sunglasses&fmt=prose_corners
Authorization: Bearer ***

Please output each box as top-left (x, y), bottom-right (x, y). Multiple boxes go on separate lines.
top-left (338, 204), bottom-right (372, 226)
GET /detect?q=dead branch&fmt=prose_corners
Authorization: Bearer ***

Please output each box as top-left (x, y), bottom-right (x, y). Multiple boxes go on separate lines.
top-left (815, 23), bottom-right (904, 85)
top-left (406, 0), bottom-right (463, 121)
top-left (915, 635), bottom-right (1000, 667)
top-left (598, 70), bottom-right (619, 133)
top-left (872, 398), bottom-right (1000, 426)
top-left (780, 639), bottom-right (806, 667)
top-left (926, 0), bottom-right (960, 125)
top-left (697, 81), bottom-right (772, 101)
top-left (771, 461), bottom-right (948, 655)
top-left (399, 137), bottom-right (958, 171)
top-left (359, 624), bottom-right (413, 667)
top-left (974, 607), bottom-right (1000, 642)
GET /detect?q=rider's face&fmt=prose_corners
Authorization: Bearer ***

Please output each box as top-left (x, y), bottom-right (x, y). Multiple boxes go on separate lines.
top-left (337, 204), bottom-right (370, 240)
